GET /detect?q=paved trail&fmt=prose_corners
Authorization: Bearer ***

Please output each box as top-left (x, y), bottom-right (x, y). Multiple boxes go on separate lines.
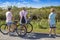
top-left (0, 32), bottom-right (60, 40)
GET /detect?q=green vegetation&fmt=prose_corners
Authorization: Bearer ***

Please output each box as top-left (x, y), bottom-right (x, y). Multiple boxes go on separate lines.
top-left (0, 6), bottom-right (60, 34)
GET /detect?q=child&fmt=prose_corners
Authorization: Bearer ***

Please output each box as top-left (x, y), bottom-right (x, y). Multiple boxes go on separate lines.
top-left (48, 8), bottom-right (56, 37)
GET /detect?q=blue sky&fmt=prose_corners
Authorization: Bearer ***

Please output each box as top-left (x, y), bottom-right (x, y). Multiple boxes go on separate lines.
top-left (0, 0), bottom-right (60, 8)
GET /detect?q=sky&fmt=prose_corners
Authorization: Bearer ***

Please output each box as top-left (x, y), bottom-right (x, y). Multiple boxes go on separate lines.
top-left (0, 0), bottom-right (60, 8)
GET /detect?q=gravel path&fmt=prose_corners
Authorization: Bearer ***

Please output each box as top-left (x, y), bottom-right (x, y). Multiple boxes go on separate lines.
top-left (0, 32), bottom-right (60, 40)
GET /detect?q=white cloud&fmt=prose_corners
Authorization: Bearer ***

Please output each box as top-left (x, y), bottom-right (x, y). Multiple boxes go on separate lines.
top-left (15, 2), bottom-right (26, 7)
top-left (0, 1), bottom-right (41, 9)
top-left (0, 1), bottom-right (31, 9)
top-left (0, 2), bottom-right (12, 9)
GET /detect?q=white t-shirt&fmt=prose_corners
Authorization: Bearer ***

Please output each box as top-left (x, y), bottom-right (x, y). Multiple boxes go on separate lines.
top-left (6, 11), bottom-right (12, 22)
top-left (19, 10), bottom-right (28, 23)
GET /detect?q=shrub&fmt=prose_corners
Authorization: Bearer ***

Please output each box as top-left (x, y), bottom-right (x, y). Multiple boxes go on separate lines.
top-left (0, 14), bottom-right (6, 20)
top-left (38, 19), bottom-right (49, 29)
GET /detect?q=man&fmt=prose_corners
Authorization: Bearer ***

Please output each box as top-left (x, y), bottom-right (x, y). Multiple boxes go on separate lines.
top-left (6, 8), bottom-right (13, 33)
top-left (48, 8), bottom-right (56, 37)
top-left (19, 7), bottom-right (28, 24)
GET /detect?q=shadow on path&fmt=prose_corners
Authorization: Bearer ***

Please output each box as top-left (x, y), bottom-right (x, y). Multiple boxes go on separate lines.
top-left (9, 32), bottom-right (60, 39)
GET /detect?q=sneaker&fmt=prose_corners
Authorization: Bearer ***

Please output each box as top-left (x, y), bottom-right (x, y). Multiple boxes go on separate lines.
top-left (49, 34), bottom-right (51, 37)
top-left (53, 34), bottom-right (56, 38)
top-left (54, 35), bottom-right (56, 38)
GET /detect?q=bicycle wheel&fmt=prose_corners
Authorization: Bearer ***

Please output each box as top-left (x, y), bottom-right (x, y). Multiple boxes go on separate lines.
top-left (16, 25), bottom-right (27, 37)
top-left (26, 23), bottom-right (33, 33)
top-left (0, 24), bottom-right (8, 34)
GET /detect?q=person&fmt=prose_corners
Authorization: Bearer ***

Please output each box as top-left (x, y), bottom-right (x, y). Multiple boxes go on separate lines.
top-left (6, 8), bottom-right (13, 33)
top-left (19, 7), bottom-right (28, 25)
top-left (48, 8), bottom-right (56, 37)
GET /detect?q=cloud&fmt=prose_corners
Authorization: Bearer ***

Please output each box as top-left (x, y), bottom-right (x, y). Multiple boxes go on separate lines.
top-left (15, 2), bottom-right (26, 7)
top-left (0, 1), bottom-right (41, 9)
top-left (0, 0), bottom-right (59, 8)
top-left (0, 1), bottom-right (31, 9)
top-left (0, 2), bottom-right (12, 9)
top-left (22, 1), bottom-right (28, 4)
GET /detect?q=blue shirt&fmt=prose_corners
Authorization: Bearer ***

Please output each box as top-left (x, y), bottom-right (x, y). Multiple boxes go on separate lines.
top-left (49, 12), bottom-right (56, 25)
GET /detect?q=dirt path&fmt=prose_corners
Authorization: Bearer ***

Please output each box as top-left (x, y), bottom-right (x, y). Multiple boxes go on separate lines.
top-left (0, 32), bottom-right (60, 40)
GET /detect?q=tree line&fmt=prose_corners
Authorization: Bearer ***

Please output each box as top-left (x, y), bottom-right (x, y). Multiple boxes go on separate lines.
top-left (0, 6), bottom-right (60, 21)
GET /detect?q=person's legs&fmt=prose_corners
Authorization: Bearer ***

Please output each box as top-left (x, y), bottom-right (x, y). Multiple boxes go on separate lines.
top-left (10, 22), bottom-right (16, 32)
top-left (8, 26), bottom-right (10, 33)
top-left (52, 24), bottom-right (56, 35)
top-left (49, 24), bottom-right (56, 37)
top-left (11, 24), bottom-right (14, 32)
top-left (7, 22), bottom-right (14, 32)
top-left (53, 28), bottom-right (56, 35)
top-left (49, 24), bottom-right (53, 36)
top-left (49, 28), bottom-right (53, 36)
top-left (7, 22), bottom-right (11, 33)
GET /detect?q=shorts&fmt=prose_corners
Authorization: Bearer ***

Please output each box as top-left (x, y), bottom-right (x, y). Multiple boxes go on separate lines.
top-left (50, 27), bottom-right (56, 28)
top-left (50, 24), bottom-right (56, 28)
top-left (20, 20), bottom-right (27, 24)
top-left (20, 19), bottom-right (27, 24)
top-left (6, 21), bottom-right (13, 26)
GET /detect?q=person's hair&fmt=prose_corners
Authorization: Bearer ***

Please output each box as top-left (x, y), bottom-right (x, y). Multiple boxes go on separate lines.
top-left (22, 7), bottom-right (26, 11)
top-left (50, 8), bottom-right (55, 12)
top-left (8, 8), bottom-right (11, 11)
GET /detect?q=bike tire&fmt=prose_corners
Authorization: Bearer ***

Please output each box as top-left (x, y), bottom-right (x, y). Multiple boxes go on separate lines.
top-left (26, 23), bottom-right (33, 33)
top-left (0, 24), bottom-right (8, 35)
top-left (16, 25), bottom-right (27, 37)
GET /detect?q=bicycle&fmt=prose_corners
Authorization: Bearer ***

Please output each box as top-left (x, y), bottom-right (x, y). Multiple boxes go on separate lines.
top-left (0, 16), bottom-right (33, 36)
top-left (16, 16), bottom-right (33, 33)
top-left (0, 20), bottom-right (27, 36)
top-left (26, 16), bottom-right (33, 33)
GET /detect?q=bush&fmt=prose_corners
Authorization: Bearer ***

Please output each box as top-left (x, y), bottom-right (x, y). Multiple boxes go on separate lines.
top-left (32, 15), bottom-right (37, 20)
top-left (38, 19), bottom-right (49, 29)
top-left (0, 14), bottom-right (6, 20)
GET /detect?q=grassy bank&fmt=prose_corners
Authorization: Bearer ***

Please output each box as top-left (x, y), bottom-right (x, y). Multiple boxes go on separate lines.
top-left (0, 19), bottom-right (60, 34)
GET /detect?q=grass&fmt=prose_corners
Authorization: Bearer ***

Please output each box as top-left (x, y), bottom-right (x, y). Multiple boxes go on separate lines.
top-left (31, 19), bottom-right (60, 34)
top-left (33, 28), bottom-right (60, 34)
top-left (0, 19), bottom-right (60, 34)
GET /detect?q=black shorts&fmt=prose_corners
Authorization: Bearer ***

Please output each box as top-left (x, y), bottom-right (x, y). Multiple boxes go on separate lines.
top-left (50, 24), bottom-right (56, 28)
top-left (21, 16), bottom-right (26, 23)
top-left (50, 27), bottom-right (56, 28)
